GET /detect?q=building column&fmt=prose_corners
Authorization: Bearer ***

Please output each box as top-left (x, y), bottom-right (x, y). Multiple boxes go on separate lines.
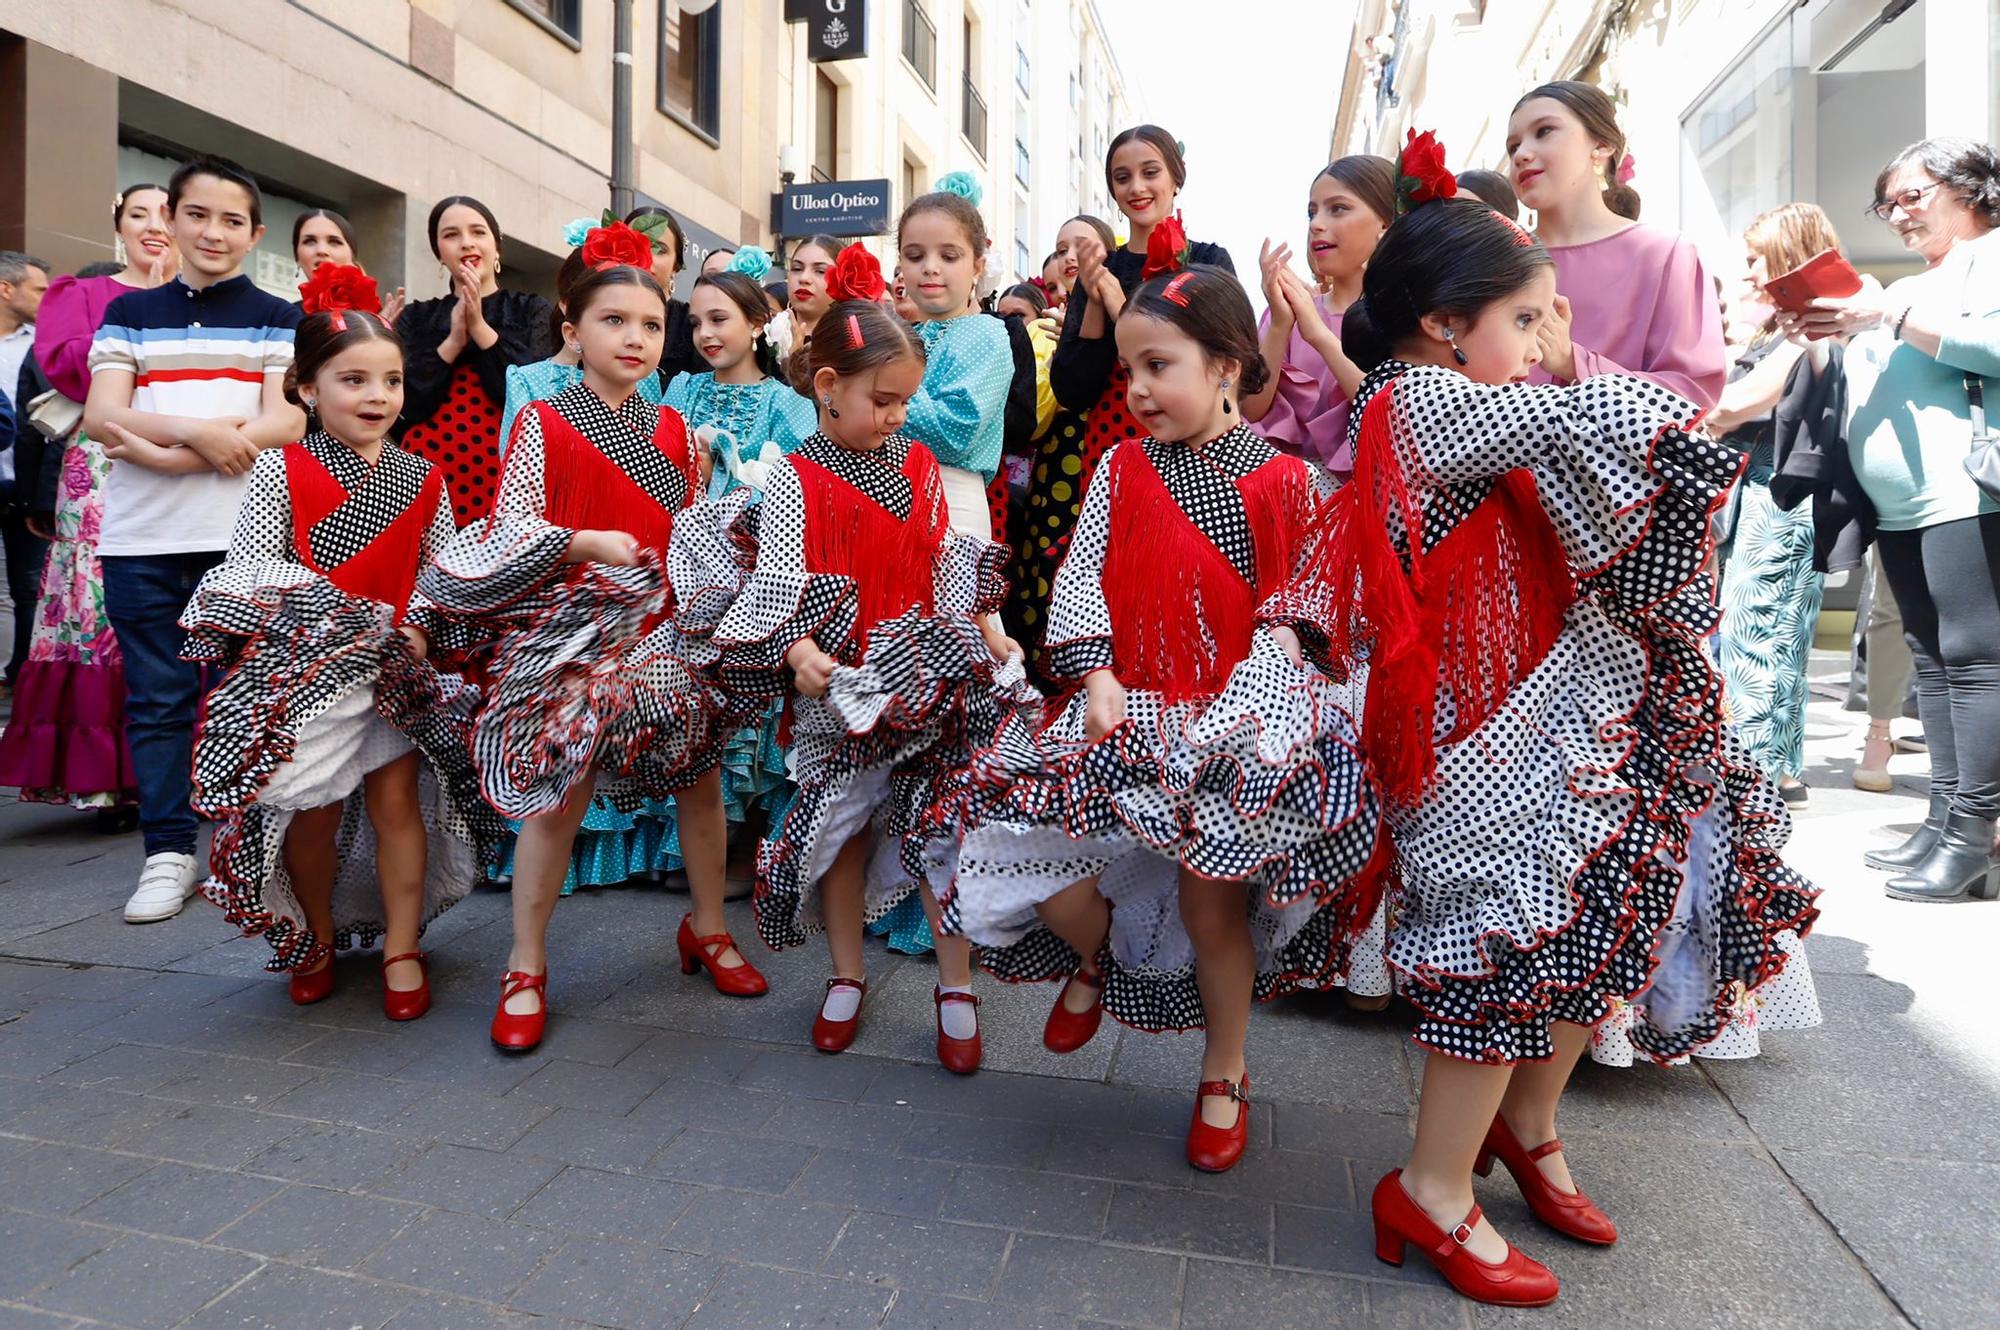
top-left (0, 37), bottom-right (121, 271)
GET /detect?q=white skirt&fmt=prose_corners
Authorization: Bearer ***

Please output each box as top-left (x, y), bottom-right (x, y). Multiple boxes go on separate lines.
top-left (938, 464), bottom-right (992, 540)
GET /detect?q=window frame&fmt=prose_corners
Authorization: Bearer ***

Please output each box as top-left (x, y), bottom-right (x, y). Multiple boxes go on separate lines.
top-left (657, 0), bottom-right (723, 146)
top-left (503, 0), bottom-right (583, 50)
top-left (902, 0), bottom-right (939, 92)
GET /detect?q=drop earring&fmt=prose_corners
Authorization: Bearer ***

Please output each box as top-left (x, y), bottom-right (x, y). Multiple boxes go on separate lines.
top-left (821, 395), bottom-right (839, 419)
top-left (1444, 328), bottom-right (1468, 366)
top-left (1219, 378), bottom-right (1233, 415)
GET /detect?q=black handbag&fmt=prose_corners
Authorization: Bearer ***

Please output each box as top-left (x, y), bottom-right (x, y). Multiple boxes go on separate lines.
top-left (1963, 372), bottom-right (2000, 502)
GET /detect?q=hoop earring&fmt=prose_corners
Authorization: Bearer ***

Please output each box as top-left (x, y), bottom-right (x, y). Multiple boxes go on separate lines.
top-left (1443, 328), bottom-right (1468, 366)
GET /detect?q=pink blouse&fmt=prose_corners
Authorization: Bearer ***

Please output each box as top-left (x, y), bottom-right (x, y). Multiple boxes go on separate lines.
top-left (34, 274), bottom-right (143, 403)
top-left (1255, 293), bottom-right (1353, 470)
top-left (1538, 224), bottom-right (1726, 411)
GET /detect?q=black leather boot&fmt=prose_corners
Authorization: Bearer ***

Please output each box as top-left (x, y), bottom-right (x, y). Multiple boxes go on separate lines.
top-left (1884, 812), bottom-right (2000, 902)
top-left (1864, 791), bottom-right (1950, 871)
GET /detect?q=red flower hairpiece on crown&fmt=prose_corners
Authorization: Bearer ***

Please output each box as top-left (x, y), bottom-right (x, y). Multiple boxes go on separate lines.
top-left (298, 263), bottom-right (382, 332)
top-left (1395, 128), bottom-right (1458, 216)
top-left (824, 243), bottom-right (887, 302)
top-left (1140, 211), bottom-right (1191, 281)
top-left (581, 222), bottom-right (655, 272)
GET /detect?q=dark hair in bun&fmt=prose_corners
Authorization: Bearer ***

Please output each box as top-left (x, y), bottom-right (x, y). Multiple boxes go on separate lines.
top-left (283, 310), bottom-right (402, 409)
top-left (1340, 197), bottom-right (1553, 372)
top-left (785, 298), bottom-right (928, 399)
top-left (1123, 264), bottom-right (1269, 398)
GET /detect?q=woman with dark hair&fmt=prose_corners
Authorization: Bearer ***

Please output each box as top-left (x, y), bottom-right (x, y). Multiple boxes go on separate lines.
top-left (291, 208), bottom-right (404, 324)
top-left (767, 233), bottom-right (844, 362)
top-left (624, 205), bottom-right (702, 383)
top-left (394, 195), bottom-right (552, 526)
top-left (1506, 81), bottom-right (1726, 408)
top-left (1783, 137), bottom-right (2000, 901)
top-left (1246, 154), bottom-right (1394, 471)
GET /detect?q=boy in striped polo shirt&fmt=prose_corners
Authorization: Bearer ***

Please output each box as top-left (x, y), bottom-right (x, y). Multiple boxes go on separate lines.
top-left (83, 154), bottom-right (303, 923)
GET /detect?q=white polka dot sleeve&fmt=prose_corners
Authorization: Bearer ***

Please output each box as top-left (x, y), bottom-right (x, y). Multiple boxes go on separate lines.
top-left (418, 402), bottom-right (574, 617)
top-left (711, 457), bottom-right (858, 696)
top-left (225, 450), bottom-right (297, 563)
top-left (1041, 441), bottom-right (1119, 681)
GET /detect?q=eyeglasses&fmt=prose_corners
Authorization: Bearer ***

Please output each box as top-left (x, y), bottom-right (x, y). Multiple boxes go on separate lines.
top-left (1867, 183), bottom-right (1942, 221)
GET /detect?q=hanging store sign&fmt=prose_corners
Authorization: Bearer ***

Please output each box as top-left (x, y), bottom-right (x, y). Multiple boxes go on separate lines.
top-left (773, 178), bottom-right (892, 237)
top-left (793, 0), bottom-right (868, 63)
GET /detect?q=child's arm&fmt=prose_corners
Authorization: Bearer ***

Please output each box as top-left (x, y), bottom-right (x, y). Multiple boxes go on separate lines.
top-left (239, 372), bottom-right (307, 450)
top-left (903, 320), bottom-right (1012, 477)
top-left (223, 451), bottom-right (295, 561)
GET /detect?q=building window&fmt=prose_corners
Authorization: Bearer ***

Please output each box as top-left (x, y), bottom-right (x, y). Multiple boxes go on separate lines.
top-left (658, 2), bottom-right (721, 141)
top-left (963, 80), bottom-right (989, 160)
top-left (814, 71), bottom-right (841, 183)
top-left (1068, 72), bottom-right (1080, 108)
top-left (1016, 44), bottom-right (1032, 97)
top-left (1015, 238), bottom-right (1033, 278)
top-left (903, 0), bottom-right (938, 90)
top-left (505, 0), bottom-right (582, 47)
top-left (1015, 137), bottom-right (1031, 188)
top-left (903, 156), bottom-right (925, 211)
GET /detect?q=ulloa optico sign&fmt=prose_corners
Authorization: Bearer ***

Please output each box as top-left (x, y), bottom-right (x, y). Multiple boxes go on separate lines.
top-left (775, 179), bottom-right (893, 237)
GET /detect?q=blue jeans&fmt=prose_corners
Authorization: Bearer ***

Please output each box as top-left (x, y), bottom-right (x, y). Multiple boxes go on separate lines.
top-left (102, 552), bottom-right (222, 855)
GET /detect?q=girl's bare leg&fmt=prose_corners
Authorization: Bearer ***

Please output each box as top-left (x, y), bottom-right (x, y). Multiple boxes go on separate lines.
top-left (363, 752), bottom-right (428, 991)
top-left (503, 769), bottom-right (598, 1015)
top-left (1177, 869), bottom-right (1255, 1128)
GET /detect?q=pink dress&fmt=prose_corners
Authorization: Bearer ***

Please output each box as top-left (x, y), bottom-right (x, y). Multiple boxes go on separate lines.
top-left (1538, 224), bottom-right (1727, 410)
top-left (1255, 293), bottom-right (1355, 471)
top-left (0, 274), bottom-right (141, 807)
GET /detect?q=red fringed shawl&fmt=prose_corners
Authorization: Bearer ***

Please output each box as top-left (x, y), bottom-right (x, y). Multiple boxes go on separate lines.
top-left (285, 447), bottom-right (442, 622)
top-left (537, 401), bottom-right (700, 624)
top-left (793, 443), bottom-right (947, 654)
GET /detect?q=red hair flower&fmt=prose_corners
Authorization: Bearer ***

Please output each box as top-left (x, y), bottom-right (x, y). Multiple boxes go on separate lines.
top-left (1141, 211), bottom-right (1191, 281)
top-left (581, 222), bottom-right (655, 271)
top-left (298, 263), bottom-right (382, 317)
top-left (825, 243), bottom-right (887, 302)
top-left (1396, 129), bottom-right (1458, 214)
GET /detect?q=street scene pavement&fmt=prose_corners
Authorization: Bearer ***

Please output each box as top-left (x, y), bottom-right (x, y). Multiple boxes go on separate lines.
top-left (0, 653), bottom-right (1994, 1330)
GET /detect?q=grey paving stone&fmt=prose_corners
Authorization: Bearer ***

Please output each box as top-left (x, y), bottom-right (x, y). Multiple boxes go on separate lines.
top-left (504, 1057), bottom-right (667, 1116)
top-left (48, 1041), bottom-right (208, 1094)
top-left (866, 1063), bottom-right (1134, 1124)
top-left (392, 1040), bottom-right (554, 1096)
top-left (385, 1083), bottom-right (553, 1151)
top-left (143, 1048), bottom-right (320, 1110)
top-left (178, 1262), bottom-right (412, 1330)
top-left (1555, 1058), bottom-right (1756, 1144)
top-left (0, 1076), bottom-right (72, 1122)
top-left (897, 1109), bottom-right (1052, 1167)
top-left (994, 1232), bottom-right (1185, 1327)
top-left (0, 1304), bottom-right (87, 1329)
top-left (279, 1026), bottom-right (429, 1078)
top-left (758, 1096), bottom-right (914, 1152)
top-left (531, 1013), bottom-right (654, 1067)
top-left (0, 1082), bottom-right (181, 1148)
top-left (939, 1163), bottom-right (1113, 1238)
top-left (1365, 1282), bottom-right (1473, 1330)
top-left (1186, 1142), bottom-right (1356, 1210)
top-left (1180, 1258), bottom-right (1368, 1330)
top-left (111, 1102), bottom-right (304, 1170)
top-left (359, 1208), bottom-right (564, 1301)
top-left (1269, 1103), bottom-right (1413, 1164)
top-left (681, 1265), bottom-right (892, 1330)
top-left (1038, 1125), bottom-right (1197, 1190)
top-left (881, 1291), bottom-right (1081, 1330)
top-left (611, 1029), bottom-right (766, 1085)
top-left (507, 1237), bottom-right (719, 1328)
top-left (506, 1105), bottom-right (678, 1174)
top-left (624, 1076), bottom-right (780, 1135)
top-left (107, 1006), bottom-right (325, 1062)
top-left (0, 996), bottom-right (137, 1038)
top-left (1274, 1201), bottom-right (1436, 1287)
top-left (0, 1029), bottom-right (112, 1079)
top-left (265, 1069), bottom-right (439, 1130)
top-left (245, 1122), bottom-right (427, 1190)
top-left (0, 1210), bottom-right (116, 1300)
top-left (1779, 1147), bottom-right (2000, 1330)
top-left (737, 1047), bottom-right (882, 1102)
top-left (367, 1142), bottom-right (564, 1221)
top-left (25, 1233), bottom-right (261, 1329)
top-left (789, 1147), bottom-right (955, 1218)
top-left (1103, 1182), bottom-right (1271, 1261)
top-left (383, 1295), bottom-right (599, 1330)
top-left (108, 971), bottom-right (254, 1011)
top-left (75, 1161), bottom-right (283, 1240)
top-left (1118, 1084), bottom-right (1274, 1150)
top-left (508, 1165), bottom-right (699, 1242)
top-left (822, 1210), bottom-right (1010, 1298)
top-left (661, 1190), bottom-right (853, 1270)
top-left (212, 1184), bottom-right (424, 1270)
top-left (1107, 1005), bottom-right (1414, 1115)
top-left (0, 1142), bottom-right (152, 1216)
top-left (645, 1128), bottom-right (815, 1193)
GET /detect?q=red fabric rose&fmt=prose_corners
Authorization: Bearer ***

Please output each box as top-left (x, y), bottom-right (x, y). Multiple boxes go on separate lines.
top-left (1141, 211), bottom-right (1190, 281)
top-left (297, 263), bottom-right (383, 317)
top-left (824, 243), bottom-right (887, 302)
top-left (1397, 129), bottom-right (1457, 210)
top-left (581, 222), bottom-right (655, 272)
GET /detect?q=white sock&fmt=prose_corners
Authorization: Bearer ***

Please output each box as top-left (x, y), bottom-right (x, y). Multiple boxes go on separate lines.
top-left (821, 980), bottom-right (863, 1022)
top-left (937, 983), bottom-right (978, 1039)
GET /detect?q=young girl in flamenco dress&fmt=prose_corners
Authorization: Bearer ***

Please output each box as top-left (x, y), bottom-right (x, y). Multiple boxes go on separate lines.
top-left (684, 250), bottom-right (1027, 1075)
top-left (1287, 142), bottom-right (1816, 1308)
top-left (176, 266), bottom-right (499, 1018)
top-left (943, 264), bottom-right (1382, 1175)
top-left (420, 225), bottom-right (749, 1052)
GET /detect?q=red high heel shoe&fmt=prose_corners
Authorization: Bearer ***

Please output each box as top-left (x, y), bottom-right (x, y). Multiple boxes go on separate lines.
top-left (1475, 1116), bottom-right (1618, 1245)
top-left (934, 988), bottom-right (982, 1075)
top-left (1371, 1170), bottom-right (1559, 1308)
top-left (1042, 965), bottom-right (1105, 1053)
top-left (1185, 1073), bottom-right (1250, 1173)
top-left (811, 977), bottom-right (866, 1053)
top-left (677, 917), bottom-right (769, 997)
top-left (490, 970), bottom-right (548, 1052)
top-left (289, 953), bottom-right (334, 1006)
top-left (381, 952), bottom-right (431, 1022)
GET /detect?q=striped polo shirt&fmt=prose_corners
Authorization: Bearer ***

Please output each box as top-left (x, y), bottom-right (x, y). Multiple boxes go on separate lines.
top-left (90, 274), bottom-right (300, 555)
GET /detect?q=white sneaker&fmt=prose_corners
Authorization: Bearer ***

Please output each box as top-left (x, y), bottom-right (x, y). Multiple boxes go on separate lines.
top-left (124, 852), bottom-right (200, 923)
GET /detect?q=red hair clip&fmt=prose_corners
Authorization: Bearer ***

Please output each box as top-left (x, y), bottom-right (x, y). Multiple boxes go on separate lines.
top-left (1161, 271), bottom-right (1198, 307)
top-left (847, 313), bottom-right (865, 347)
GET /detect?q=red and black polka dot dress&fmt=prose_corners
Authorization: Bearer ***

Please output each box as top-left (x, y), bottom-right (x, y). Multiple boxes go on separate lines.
top-left (400, 363), bottom-right (503, 526)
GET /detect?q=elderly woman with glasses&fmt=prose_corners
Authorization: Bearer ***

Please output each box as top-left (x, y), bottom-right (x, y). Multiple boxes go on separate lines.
top-left (1783, 137), bottom-right (2000, 902)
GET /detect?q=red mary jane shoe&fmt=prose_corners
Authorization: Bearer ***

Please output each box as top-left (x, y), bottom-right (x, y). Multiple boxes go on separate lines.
top-left (381, 952), bottom-right (431, 1022)
top-left (677, 917), bottom-right (769, 997)
top-left (1185, 1074), bottom-right (1251, 1173)
top-left (933, 987), bottom-right (982, 1075)
top-left (811, 977), bottom-right (867, 1053)
top-left (289, 955), bottom-right (334, 1006)
top-left (490, 970), bottom-right (548, 1053)
top-left (1041, 966), bottom-right (1105, 1054)
top-left (1372, 1170), bottom-right (1560, 1308)
top-left (1475, 1116), bottom-right (1618, 1246)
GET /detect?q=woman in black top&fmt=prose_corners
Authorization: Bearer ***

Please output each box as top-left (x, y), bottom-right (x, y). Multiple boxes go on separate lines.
top-left (625, 206), bottom-right (703, 386)
top-left (396, 195), bottom-right (552, 526)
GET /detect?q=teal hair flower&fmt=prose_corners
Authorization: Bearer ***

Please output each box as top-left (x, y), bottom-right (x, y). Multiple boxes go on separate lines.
top-left (561, 216), bottom-right (595, 249)
top-left (936, 171), bottom-right (984, 209)
top-left (727, 245), bottom-right (773, 282)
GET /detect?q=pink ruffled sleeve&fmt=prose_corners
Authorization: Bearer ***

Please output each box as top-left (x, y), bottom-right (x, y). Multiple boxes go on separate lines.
top-left (1568, 236), bottom-right (1727, 411)
top-left (1254, 308), bottom-right (1355, 471)
top-left (33, 275), bottom-right (121, 404)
